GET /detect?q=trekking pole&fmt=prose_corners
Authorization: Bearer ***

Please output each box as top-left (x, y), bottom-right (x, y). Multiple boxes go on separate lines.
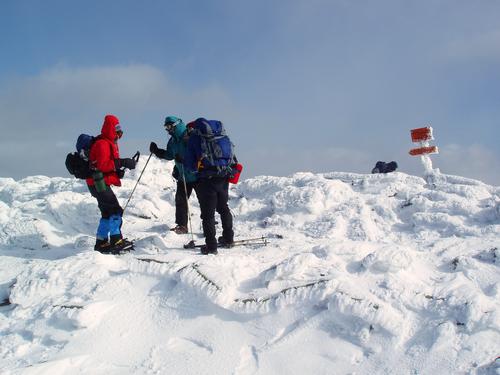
top-left (180, 164), bottom-right (196, 248)
top-left (123, 152), bottom-right (152, 214)
top-left (184, 236), bottom-right (268, 249)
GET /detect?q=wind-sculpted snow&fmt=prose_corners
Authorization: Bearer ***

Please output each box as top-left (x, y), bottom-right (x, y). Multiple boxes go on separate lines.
top-left (0, 157), bottom-right (499, 374)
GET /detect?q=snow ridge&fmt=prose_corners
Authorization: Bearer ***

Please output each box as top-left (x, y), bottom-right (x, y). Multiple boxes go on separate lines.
top-left (0, 157), bottom-right (499, 374)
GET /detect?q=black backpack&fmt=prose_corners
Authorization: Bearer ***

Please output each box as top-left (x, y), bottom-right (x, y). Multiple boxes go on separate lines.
top-left (371, 161), bottom-right (398, 174)
top-left (65, 134), bottom-right (95, 179)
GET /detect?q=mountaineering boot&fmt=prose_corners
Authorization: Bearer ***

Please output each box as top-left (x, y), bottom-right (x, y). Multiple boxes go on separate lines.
top-left (94, 238), bottom-right (111, 253)
top-left (109, 238), bottom-right (134, 253)
top-left (217, 236), bottom-right (234, 249)
top-left (109, 234), bottom-right (134, 253)
top-left (200, 245), bottom-right (218, 255)
top-left (170, 225), bottom-right (188, 234)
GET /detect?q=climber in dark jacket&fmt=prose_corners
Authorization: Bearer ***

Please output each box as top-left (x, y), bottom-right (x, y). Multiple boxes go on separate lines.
top-left (149, 116), bottom-right (197, 234)
top-left (184, 118), bottom-right (235, 255)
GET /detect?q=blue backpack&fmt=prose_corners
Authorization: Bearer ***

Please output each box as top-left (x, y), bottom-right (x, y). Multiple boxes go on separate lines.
top-left (194, 119), bottom-right (235, 176)
top-left (65, 134), bottom-right (95, 179)
top-left (76, 134), bottom-right (94, 155)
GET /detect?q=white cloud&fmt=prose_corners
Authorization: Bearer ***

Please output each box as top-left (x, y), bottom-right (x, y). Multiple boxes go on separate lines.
top-left (0, 64), bottom-right (237, 179)
top-left (435, 143), bottom-right (500, 185)
top-left (244, 146), bottom-right (374, 177)
top-left (1, 64), bottom-right (168, 119)
top-left (1, 64), bottom-right (499, 187)
top-left (0, 64), bottom-right (235, 137)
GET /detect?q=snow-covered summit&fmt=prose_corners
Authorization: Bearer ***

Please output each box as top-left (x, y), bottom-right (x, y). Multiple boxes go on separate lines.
top-left (1, 157), bottom-right (499, 374)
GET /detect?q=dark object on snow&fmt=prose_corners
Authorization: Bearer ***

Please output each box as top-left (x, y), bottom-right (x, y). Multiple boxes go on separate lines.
top-left (371, 161), bottom-right (398, 174)
top-left (184, 236), bottom-right (268, 250)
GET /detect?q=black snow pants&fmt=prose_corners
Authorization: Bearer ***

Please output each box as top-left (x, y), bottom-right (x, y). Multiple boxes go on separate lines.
top-left (175, 180), bottom-right (196, 227)
top-left (195, 177), bottom-right (233, 251)
top-left (88, 185), bottom-right (123, 219)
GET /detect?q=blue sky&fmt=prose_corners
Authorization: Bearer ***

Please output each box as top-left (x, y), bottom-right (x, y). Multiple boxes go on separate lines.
top-left (1, 0), bottom-right (499, 184)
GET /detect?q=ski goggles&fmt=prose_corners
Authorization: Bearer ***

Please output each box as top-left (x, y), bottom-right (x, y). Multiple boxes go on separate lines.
top-left (115, 124), bottom-right (123, 139)
top-left (164, 119), bottom-right (180, 132)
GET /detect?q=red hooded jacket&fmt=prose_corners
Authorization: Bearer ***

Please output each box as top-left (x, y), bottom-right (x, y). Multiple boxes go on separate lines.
top-left (86, 115), bottom-right (121, 187)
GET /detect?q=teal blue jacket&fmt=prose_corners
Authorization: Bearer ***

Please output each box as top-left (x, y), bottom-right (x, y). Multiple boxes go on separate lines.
top-left (156, 122), bottom-right (197, 183)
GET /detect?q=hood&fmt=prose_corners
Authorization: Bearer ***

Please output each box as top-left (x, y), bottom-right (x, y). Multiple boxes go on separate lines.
top-left (101, 114), bottom-right (120, 141)
top-left (172, 120), bottom-right (187, 139)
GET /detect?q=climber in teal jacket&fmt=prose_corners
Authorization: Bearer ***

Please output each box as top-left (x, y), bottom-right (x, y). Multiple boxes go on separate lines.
top-left (149, 116), bottom-right (197, 234)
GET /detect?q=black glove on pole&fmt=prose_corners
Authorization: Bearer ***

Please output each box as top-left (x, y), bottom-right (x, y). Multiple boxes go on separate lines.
top-left (150, 142), bottom-right (159, 154)
top-left (117, 158), bottom-right (136, 170)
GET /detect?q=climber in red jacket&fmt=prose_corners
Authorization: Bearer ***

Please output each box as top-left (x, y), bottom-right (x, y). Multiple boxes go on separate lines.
top-left (87, 114), bottom-right (136, 253)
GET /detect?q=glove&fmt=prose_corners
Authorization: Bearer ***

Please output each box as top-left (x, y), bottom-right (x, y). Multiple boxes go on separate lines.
top-left (117, 169), bottom-right (125, 178)
top-left (118, 158), bottom-right (136, 170)
top-left (174, 154), bottom-right (183, 163)
top-left (150, 142), bottom-right (158, 154)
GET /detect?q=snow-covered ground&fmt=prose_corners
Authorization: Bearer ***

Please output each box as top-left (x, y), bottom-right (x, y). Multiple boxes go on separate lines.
top-left (1, 156), bottom-right (499, 374)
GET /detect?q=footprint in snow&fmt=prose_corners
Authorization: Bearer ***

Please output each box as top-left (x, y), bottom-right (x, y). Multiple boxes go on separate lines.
top-left (166, 337), bottom-right (213, 354)
top-left (234, 345), bottom-right (259, 375)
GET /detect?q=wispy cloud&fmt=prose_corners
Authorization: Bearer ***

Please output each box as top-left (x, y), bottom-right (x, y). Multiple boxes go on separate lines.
top-left (0, 64), bottom-right (236, 178)
top-left (435, 143), bottom-right (500, 185)
top-left (246, 146), bottom-right (374, 177)
top-left (0, 63), bottom-right (499, 187)
top-left (0, 64), bottom-right (234, 137)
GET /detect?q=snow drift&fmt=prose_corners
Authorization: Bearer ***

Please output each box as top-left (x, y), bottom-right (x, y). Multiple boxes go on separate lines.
top-left (0, 156), bottom-right (499, 374)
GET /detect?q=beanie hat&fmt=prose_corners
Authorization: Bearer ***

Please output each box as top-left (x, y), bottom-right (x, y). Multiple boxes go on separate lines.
top-left (164, 115), bottom-right (182, 127)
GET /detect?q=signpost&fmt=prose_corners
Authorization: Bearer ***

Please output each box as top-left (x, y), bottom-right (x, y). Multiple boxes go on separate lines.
top-left (409, 126), bottom-right (439, 182)
top-left (409, 127), bottom-right (438, 156)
